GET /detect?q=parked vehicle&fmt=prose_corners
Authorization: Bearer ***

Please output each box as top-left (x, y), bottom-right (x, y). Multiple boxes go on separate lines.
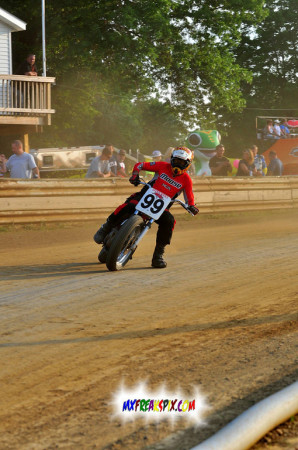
top-left (29, 145), bottom-right (137, 175)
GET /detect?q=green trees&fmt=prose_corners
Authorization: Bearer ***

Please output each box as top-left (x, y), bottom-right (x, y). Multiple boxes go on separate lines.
top-left (223, 0), bottom-right (298, 154)
top-left (4, 0), bottom-right (295, 154)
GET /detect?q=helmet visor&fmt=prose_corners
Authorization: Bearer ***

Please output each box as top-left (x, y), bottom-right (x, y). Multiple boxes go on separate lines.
top-left (171, 157), bottom-right (189, 170)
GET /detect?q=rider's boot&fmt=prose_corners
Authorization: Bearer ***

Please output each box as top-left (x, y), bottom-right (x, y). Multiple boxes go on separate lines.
top-left (151, 243), bottom-right (167, 268)
top-left (93, 220), bottom-right (113, 244)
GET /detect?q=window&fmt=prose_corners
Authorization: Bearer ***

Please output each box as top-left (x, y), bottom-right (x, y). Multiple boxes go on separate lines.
top-left (42, 155), bottom-right (53, 166)
top-left (86, 152), bottom-right (96, 163)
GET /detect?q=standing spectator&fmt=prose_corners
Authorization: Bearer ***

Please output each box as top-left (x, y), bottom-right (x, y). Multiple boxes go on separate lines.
top-left (280, 119), bottom-right (290, 138)
top-left (164, 147), bottom-right (174, 163)
top-left (209, 144), bottom-right (232, 176)
top-left (267, 151), bottom-right (284, 176)
top-left (16, 53), bottom-right (38, 76)
top-left (251, 145), bottom-right (267, 176)
top-left (151, 150), bottom-right (163, 162)
top-left (236, 149), bottom-right (256, 176)
top-left (109, 149), bottom-right (127, 177)
top-left (2, 140), bottom-right (39, 179)
top-left (85, 146), bottom-right (113, 178)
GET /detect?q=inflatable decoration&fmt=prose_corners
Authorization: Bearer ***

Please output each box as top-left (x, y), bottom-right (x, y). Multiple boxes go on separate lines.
top-left (186, 130), bottom-right (239, 176)
top-left (186, 130), bottom-right (220, 176)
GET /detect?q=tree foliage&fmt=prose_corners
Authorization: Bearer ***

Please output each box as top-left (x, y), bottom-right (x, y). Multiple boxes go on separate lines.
top-left (4, 0), bottom-right (293, 153)
top-left (222, 0), bottom-right (298, 154)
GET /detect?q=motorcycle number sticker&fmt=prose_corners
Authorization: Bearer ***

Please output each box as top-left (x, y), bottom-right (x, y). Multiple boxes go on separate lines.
top-left (137, 187), bottom-right (172, 220)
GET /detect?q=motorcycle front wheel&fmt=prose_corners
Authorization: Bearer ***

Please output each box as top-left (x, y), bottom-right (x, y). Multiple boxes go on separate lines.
top-left (106, 215), bottom-right (144, 271)
top-left (98, 247), bottom-right (108, 263)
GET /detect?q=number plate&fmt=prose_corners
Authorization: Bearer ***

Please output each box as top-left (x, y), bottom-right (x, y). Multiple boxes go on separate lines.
top-left (136, 187), bottom-right (172, 220)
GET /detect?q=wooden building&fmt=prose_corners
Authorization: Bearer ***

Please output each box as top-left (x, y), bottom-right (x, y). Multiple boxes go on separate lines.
top-left (0, 7), bottom-right (55, 151)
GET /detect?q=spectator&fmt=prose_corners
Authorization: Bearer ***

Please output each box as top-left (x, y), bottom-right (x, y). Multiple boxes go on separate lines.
top-left (164, 147), bottom-right (174, 163)
top-left (267, 151), bottom-right (283, 176)
top-left (251, 144), bottom-right (267, 176)
top-left (263, 120), bottom-right (278, 139)
top-left (85, 146), bottom-right (113, 178)
top-left (16, 53), bottom-right (38, 76)
top-left (151, 150), bottom-right (163, 162)
top-left (280, 119), bottom-right (290, 138)
top-left (105, 143), bottom-right (114, 154)
top-left (109, 149), bottom-right (127, 177)
top-left (209, 144), bottom-right (232, 176)
top-left (2, 140), bottom-right (39, 179)
top-left (187, 158), bottom-right (196, 177)
top-left (273, 119), bottom-right (282, 138)
top-left (236, 149), bottom-right (256, 176)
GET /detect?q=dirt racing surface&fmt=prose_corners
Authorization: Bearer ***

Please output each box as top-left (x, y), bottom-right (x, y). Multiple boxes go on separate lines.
top-left (0, 209), bottom-right (297, 450)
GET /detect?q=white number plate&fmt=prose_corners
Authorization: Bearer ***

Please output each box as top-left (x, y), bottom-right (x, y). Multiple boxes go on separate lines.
top-left (136, 187), bottom-right (172, 220)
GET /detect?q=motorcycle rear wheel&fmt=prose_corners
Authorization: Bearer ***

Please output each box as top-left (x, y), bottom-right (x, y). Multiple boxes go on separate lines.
top-left (106, 215), bottom-right (144, 271)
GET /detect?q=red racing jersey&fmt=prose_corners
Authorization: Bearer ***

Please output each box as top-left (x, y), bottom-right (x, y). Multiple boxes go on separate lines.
top-left (133, 161), bottom-right (195, 206)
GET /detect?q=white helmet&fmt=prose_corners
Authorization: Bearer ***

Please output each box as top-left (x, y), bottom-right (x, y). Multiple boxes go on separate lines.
top-left (170, 146), bottom-right (194, 176)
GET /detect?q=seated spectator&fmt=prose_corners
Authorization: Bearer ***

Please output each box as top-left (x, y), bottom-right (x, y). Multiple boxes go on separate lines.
top-left (85, 146), bottom-right (113, 178)
top-left (267, 151), bottom-right (283, 176)
top-left (263, 120), bottom-right (279, 139)
top-left (251, 145), bottom-right (267, 176)
top-left (16, 53), bottom-right (38, 76)
top-left (151, 150), bottom-right (163, 162)
top-left (209, 144), bottom-right (232, 176)
top-left (2, 140), bottom-right (40, 179)
top-left (236, 149), bottom-right (257, 176)
top-left (109, 149), bottom-right (127, 177)
top-left (280, 119), bottom-right (290, 138)
top-left (273, 119), bottom-right (282, 138)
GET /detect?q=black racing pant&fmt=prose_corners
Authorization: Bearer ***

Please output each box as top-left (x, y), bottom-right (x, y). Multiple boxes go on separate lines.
top-left (107, 190), bottom-right (176, 247)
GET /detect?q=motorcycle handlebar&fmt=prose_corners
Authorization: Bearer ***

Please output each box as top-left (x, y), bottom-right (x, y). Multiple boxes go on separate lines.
top-left (138, 179), bottom-right (194, 216)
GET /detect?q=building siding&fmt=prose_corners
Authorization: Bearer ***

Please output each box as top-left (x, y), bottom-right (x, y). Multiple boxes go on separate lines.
top-left (0, 22), bottom-right (11, 107)
top-left (0, 22), bottom-right (10, 74)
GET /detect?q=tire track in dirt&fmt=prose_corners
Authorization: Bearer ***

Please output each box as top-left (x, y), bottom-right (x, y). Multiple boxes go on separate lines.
top-left (0, 210), bottom-right (297, 449)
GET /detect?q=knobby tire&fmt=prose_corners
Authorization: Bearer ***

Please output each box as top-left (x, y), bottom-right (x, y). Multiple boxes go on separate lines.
top-left (106, 215), bottom-right (144, 271)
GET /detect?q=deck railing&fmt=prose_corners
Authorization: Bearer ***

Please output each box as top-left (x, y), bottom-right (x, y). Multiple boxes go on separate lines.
top-left (0, 75), bottom-right (55, 116)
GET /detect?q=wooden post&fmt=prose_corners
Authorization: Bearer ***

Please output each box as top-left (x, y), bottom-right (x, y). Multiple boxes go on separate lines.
top-left (23, 133), bottom-right (29, 153)
top-left (46, 82), bottom-right (51, 125)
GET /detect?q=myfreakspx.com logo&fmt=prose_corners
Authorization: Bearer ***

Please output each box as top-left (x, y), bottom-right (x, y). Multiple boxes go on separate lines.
top-left (123, 398), bottom-right (195, 413)
top-left (112, 381), bottom-right (209, 425)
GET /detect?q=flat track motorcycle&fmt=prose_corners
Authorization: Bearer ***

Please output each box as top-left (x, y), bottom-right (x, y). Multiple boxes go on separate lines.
top-left (98, 181), bottom-right (195, 271)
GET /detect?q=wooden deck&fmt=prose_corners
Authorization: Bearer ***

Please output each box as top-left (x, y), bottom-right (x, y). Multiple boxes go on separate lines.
top-left (0, 75), bottom-right (55, 126)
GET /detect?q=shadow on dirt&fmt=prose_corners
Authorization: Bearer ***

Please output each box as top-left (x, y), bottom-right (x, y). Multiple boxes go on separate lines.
top-left (0, 262), bottom-right (152, 280)
top-left (0, 312), bottom-right (296, 349)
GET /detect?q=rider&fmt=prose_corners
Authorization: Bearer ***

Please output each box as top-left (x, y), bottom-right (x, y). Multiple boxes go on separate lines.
top-left (93, 146), bottom-right (199, 268)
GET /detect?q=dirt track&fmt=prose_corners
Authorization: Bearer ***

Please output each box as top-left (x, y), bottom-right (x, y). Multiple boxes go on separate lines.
top-left (0, 209), bottom-right (297, 450)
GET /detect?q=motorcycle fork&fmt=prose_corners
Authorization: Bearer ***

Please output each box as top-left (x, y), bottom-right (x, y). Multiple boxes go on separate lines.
top-left (130, 215), bottom-right (154, 252)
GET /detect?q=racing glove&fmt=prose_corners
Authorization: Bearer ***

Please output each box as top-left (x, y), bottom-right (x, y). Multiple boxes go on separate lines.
top-left (129, 172), bottom-right (140, 186)
top-left (188, 205), bottom-right (199, 215)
